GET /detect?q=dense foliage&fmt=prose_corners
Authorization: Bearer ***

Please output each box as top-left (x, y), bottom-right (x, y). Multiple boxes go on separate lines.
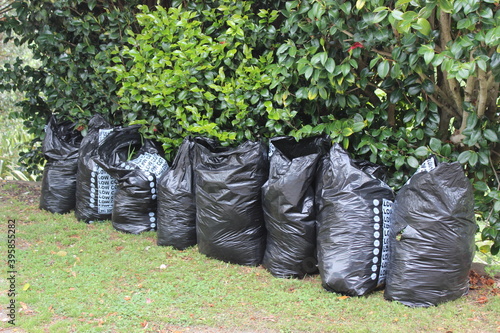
top-left (0, 0), bottom-right (499, 254)
top-left (0, 0), bottom-right (156, 174)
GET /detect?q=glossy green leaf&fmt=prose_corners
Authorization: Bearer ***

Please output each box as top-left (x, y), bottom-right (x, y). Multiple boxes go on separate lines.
top-left (457, 150), bottom-right (472, 164)
top-left (377, 60), bottom-right (390, 78)
top-left (484, 129), bottom-right (499, 142)
top-left (413, 18), bottom-right (431, 36)
top-left (325, 58), bottom-right (335, 73)
top-left (407, 156), bottom-right (419, 168)
top-left (414, 146), bottom-right (429, 157)
top-left (429, 137), bottom-right (442, 152)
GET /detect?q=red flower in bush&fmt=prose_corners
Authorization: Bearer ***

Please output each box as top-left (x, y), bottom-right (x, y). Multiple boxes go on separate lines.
top-left (347, 42), bottom-right (364, 52)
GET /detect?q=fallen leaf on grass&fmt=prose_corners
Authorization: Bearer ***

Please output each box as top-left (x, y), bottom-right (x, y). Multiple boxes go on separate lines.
top-left (22, 283), bottom-right (30, 291)
top-left (146, 298), bottom-right (153, 304)
top-left (476, 296), bottom-right (489, 304)
top-left (56, 251), bottom-right (67, 257)
top-left (141, 320), bottom-right (148, 328)
top-left (124, 296), bottom-right (131, 301)
top-left (337, 296), bottom-right (350, 300)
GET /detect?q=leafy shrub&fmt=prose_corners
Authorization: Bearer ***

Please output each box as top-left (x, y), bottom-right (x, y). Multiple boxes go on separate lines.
top-left (1, 0), bottom-right (498, 254)
top-left (109, 2), bottom-right (282, 156)
top-left (0, 0), bottom-right (154, 170)
top-left (112, 0), bottom-right (499, 254)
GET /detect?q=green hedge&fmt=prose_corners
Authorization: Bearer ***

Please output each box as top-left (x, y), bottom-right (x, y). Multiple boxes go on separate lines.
top-left (1, 0), bottom-right (499, 254)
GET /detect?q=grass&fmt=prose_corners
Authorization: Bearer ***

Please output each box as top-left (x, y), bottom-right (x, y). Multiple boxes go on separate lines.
top-left (0, 182), bottom-right (499, 333)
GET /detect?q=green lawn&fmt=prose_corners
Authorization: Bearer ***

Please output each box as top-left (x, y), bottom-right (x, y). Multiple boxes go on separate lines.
top-left (1, 181), bottom-right (499, 333)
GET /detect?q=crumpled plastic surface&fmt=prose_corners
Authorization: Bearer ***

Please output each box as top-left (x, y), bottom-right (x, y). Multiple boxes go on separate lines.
top-left (316, 144), bottom-right (395, 296)
top-left (384, 158), bottom-right (476, 307)
top-left (75, 115), bottom-right (115, 223)
top-left (195, 139), bottom-right (268, 266)
top-left (40, 116), bottom-right (82, 214)
top-left (94, 126), bottom-right (168, 234)
top-left (157, 136), bottom-right (197, 249)
top-left (262, 136), bottom-right (330, 278)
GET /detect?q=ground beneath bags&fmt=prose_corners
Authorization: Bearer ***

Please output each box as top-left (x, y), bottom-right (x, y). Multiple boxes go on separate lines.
top-left (0, 180), bottom-right (41, 204)
top-left (1, 180), bottom-right (499, 291)
top-left (468, 263), bottom-right (500, 305)
top-left (0, 180), bottom-right (499, 332)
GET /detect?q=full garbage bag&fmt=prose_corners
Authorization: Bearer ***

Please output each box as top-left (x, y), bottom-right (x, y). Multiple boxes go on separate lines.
top-left (316, 144), bottom-right (395, 296)
top-left (384, 157), bottom-right (476, 307)
top-left (262, 136), bottom-right (330, 278)
top-left (94, 126), bottom-right (168, 234)
top-left (75, 115), bottom-right (116, 222)
top-left (195, 139), bottom-right (268, 266)
top-left (157, 136), bottom-right (197, 249)
top-left (40, 116), bottom-right (83, 214)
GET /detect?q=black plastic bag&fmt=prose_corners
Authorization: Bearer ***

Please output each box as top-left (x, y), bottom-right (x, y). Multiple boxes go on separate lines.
top-left (40, 116), bottom-right (83, 214)
top-left (157, 136), bottom-right (197, 249)
top-left (94, 126), bottom-right (168, 234)
top-left (262, 136), bottom-right (330, 278)
top-left (316, 144), bottom-right (395, 296)
top-left (195, 139), bottom-right (268, 266)
top-left (75, 115), bottom-right (116, 223)
top-left (384, 157), bottom-right (476, 307)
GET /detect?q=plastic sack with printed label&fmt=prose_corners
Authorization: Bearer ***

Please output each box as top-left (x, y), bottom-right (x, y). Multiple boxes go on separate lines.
top-left (195, 138), bottom-right (268, 266)
top-left (94, 126), bottom-right (168, 234)
top-left (262, 136), bottom-right (330, 278)
top-left (40, 116), bottom-right (83, 214)
top-left (316, 144), bottom-right (395, 296)
top-left (157, 136), bottom-right (198, 249)
top-left (75, 115), bottom-right (117, 223)
top-left (384, 157), bottom-right (476, 307)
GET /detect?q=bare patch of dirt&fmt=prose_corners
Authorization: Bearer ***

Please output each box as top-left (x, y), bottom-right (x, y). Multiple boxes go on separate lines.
top-left (0, 180), bottom-right (41, 205)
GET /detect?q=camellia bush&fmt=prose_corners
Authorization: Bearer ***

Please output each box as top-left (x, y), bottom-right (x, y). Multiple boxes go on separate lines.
top-left (1, 0), bottom-right (499, 254)
top-left (112, 0), bottom-right (499, 254)
top-left (0, 0), bottom-right (170, 174)
top-left (109, 1), bottom-right (286, 154)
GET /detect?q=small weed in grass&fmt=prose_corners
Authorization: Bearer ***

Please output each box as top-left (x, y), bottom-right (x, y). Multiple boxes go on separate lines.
top-left (0, 182), bottom-right (499, 333)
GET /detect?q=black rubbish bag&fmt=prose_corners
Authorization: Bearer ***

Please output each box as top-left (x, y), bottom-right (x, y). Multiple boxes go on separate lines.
top-left (195, 139), bottom-right (268, 266)
top-left (94, 126), bottom-right (169, 234)
top-left (384, 157), bottom-right (476, 307)
top-left (157, 136), bottom-right (197, 249)
top-left (40, 116), bottom-right (83, 214)
top-left (316, 144), bottom-right (395, 296)
top-left (262, 136), bottom-right (330, 278)
top-left (75, 115), bottom-right (117, 223)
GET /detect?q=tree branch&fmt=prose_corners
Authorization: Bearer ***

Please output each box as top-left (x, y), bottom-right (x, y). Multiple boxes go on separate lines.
top-left (415, 71), bottom-right (462, 119)
top-left (372, 49), bottom-right (392, 58)
top-left (459, 71), bottom-right (478, 132)
top-left (476, 68), bottom-right (489, 118)
top-left (485, 80), bottom-right (499, 121)
top-left (438, 11), bottom-right (463, 118)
